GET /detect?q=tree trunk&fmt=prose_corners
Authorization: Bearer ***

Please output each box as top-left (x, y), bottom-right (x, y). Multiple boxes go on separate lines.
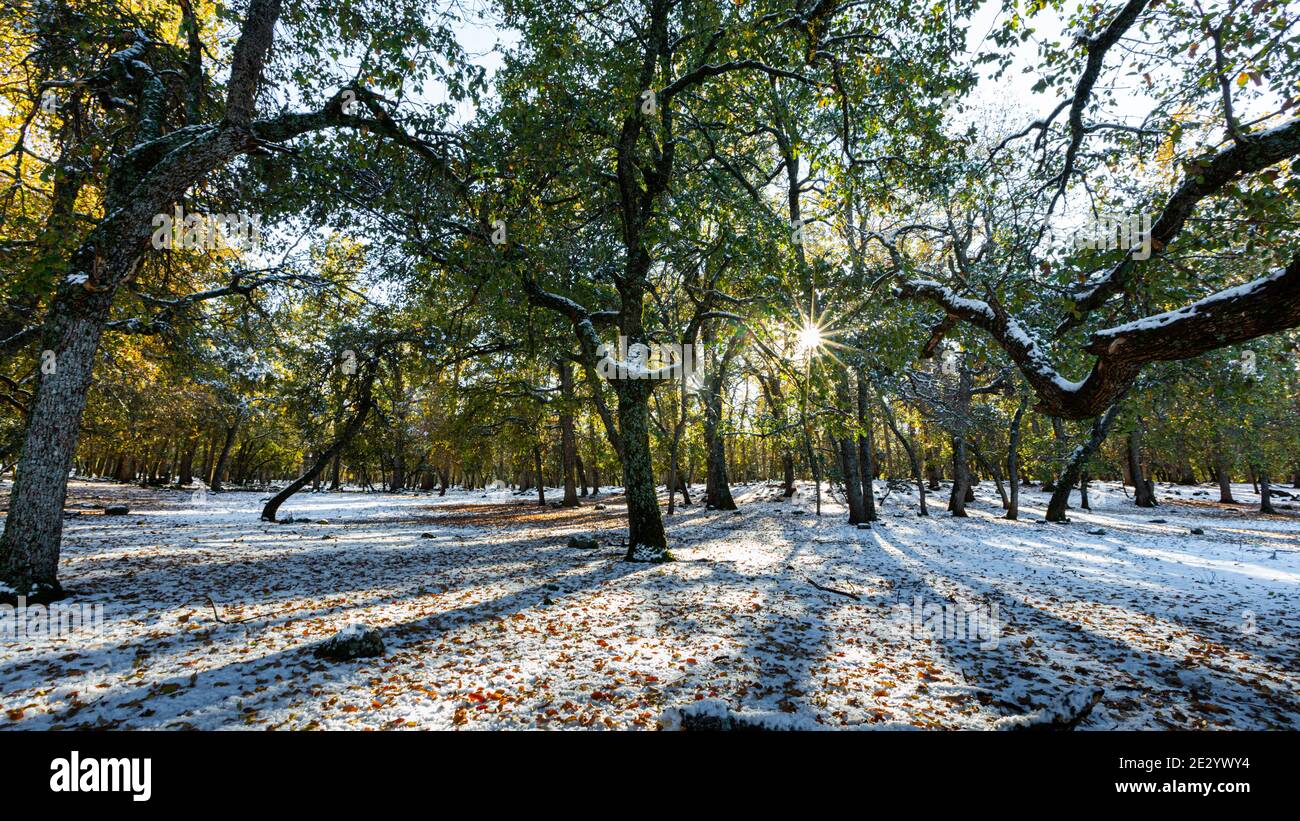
top-left (534, 445), bottom-right (547, 506)
top-left (1214, 444), bottom-right (1234, 504)
top-left (618, 386), bottom-right (669, 561)
top-left (177, 441), bottom-right (196, 487)
top-left (880, 398), bottom-right (928, 516)
top-left (558, 361), bottom-right (580, 507)
top-left (329, 453), bottom-right (343, 491)
top-left (1127, 427), bottom-right (1156, 507)
top-left (703, 361), bottom-right (736, 510)
top-left (1047, 404), bottom-right (1122, 522)
top-left (262, 365), bottom-right (377, 522)
top-left (856, 368), bottom-right (878, 522)
top-left (948, 435), bottom-right (970, 517)
top-left (0, 302), bottom-right (111, 600)
top-left (1006, 394), bottom-right (1027, 520)
top-left (838, 436), bottom-right (868, 524)
top-left (210, 414), bottom-right (241, 492)
top-left (1259, 470), bottom-right (1275, 514)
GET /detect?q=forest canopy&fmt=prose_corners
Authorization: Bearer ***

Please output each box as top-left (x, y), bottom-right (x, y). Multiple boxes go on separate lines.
top-left (0, 0), bottom-right (1297, 599)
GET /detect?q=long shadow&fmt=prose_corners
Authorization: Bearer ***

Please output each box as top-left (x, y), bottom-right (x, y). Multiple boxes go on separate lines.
top-left (865, 519), bottom-right (1300, 728)
top-left (6, 549), bottom-right (652, 729)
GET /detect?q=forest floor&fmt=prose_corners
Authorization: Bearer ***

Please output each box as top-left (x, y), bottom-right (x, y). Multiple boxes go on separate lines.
top-left (1, 477), bottom-right (1298, 730)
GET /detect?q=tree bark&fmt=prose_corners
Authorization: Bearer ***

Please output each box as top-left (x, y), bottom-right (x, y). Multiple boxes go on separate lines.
top-left (534, 446), bottom-right (547, 506)
top-left (1047, 404), bottom-right (1122, 522)
top-left (880, 397), bottom-right (928, 516)
top-left (1213, 441), bottom-right (1235, 503)
top-left (210, 414), bottom-right (241, 492)
top-left (558, 361), bottom-right (580, 507)
top-left (702, 344), bottom-right (736, 511)
top-left (261, 363), bottom-right (376, 522)
top-left (176, 440), bottom-right (196, 487)
top-left (1006, 394), bottom-right (1028, 519)
top-left (618, 386), bottom-right (669, 560)
top-left (1128, 426), bottom-right (1156, 507)
top-left (856, 368), bottom-right (878, 522)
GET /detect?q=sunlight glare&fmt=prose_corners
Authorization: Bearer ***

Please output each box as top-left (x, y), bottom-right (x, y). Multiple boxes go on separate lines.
top-left (796, 323), bottom-right (823, 354)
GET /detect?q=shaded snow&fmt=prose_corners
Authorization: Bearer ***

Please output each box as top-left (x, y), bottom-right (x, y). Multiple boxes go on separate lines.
top-left (1, 478), bottom-right (1297, 730)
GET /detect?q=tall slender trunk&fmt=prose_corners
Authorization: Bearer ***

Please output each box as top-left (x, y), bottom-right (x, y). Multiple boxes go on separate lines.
top-left (533, 446), bottom-right (547, 506)
top-left (856, 368), bottom-right (878, 522)
top-left (1258, 470), bottom-right (1275, 514)
top-left (558, 361), bottom-right (579, 507)
top-left (1047, 404), bottom-right (1122, 522)
top-left (1006, 394), bottom-right (1028, 520)
top-left (835, 377), bottom-right (866, 524)
top-left (702, 343), bottom-right (736, 510)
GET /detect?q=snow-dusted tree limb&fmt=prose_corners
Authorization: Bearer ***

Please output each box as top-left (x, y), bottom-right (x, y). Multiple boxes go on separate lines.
top-left (899, 251), bottom-right (1300, 418)
top-left (1060, 116), bottom-right (1300, 333)
top-left (104, 270), bottom-right (325, 335)
top-left (1049, 0), bottom-right (1152, 206)
top-left (1083, 254), bottom-right (1300, 360)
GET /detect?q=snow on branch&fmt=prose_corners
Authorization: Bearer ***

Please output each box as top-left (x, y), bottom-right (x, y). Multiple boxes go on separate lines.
top-left (899, 251), bottom-right (1300, 420)
top-left (1061, 116), bottom-right (1300, 333)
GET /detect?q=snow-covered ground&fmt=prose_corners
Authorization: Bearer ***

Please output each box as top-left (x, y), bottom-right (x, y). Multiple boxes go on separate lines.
top-left (1, 478), bottom-right (1297, 730)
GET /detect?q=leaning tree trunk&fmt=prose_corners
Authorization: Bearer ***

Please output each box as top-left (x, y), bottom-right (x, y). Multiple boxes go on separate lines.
top-left (0, 0), bottom-right (288, 600)
top-left (210, 414), bottom-right (241, 492)
top-left (880, 397), bottom-right (927, 516)
top-left (617, 384), bottom-right (669, 561)
top-left (1046, 404), bottom-right (1122, 522)
top-left (1006, 394), bottom-right (1028, 520)
top-left (0, 282), bottom-right (116, 601)
top-left (261, 366), bottom-right (376, 522)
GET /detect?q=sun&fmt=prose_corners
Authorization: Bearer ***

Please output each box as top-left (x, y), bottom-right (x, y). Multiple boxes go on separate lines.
top-left (795, 323), bottom-right (824, 354)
